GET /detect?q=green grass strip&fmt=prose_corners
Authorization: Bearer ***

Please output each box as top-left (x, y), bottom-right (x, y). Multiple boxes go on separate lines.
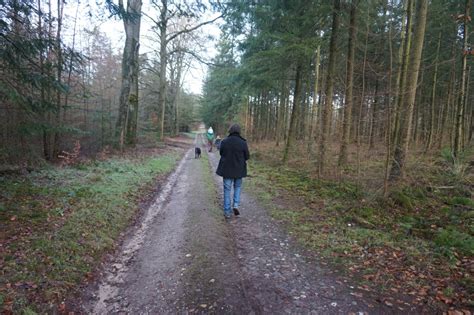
top-left (0, 152), bottom-right (180, 312)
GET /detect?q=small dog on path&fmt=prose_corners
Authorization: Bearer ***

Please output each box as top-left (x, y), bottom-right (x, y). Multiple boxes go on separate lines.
top-left (195, 147), bottom-right (201, 159)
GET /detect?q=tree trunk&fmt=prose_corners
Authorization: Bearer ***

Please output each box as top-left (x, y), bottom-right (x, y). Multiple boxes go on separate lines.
top-left (453, 0), bottom-right (472, 157)
top-left (412, 68), bottom-right (424, 145)
top-left (425, 32), bottom-right (441, 152)
top-left (174, 55), bottom-right (184, 135)
top-left (462, 66), bottom-right (471, 148)
top-left (392, 0), bottom-right (413, 149)
top-left (356, 6), bottom-right (370, 179)
top-left (369, 80), bottom-right (379, 149)
top-left (37, 0), bottom-right (49, 160)
top-left (62, 1), bottom-right (79, 133)
top-left (307, 46), bottom-right (321, 156)
top-left (469, 82), bottom-right (474, 142)
top-left (245, 96), bottom-right (250, 138)
top-left (338, 1), bottom-right (357, 166)
top-left (52, 0), bottom-right (64, 158)
top-left (438, 47), bottom-right (456, 149)
top-left (383, 1), bottom-right (394, 197)
top-left (116, 0), bottom-right (142, 149)
top-left (158, 0), bottom-right (168, 140)
top-left (283, 64), bottom-right (303, 163)
top-left (275, 84), bottom-right (283, 146)
top-left (389, 0), bottom-right (428, 181)
top-left (318, 0), bottom-right (340, 175)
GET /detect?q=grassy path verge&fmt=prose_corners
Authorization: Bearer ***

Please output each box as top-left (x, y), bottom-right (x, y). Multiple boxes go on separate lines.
top-left (246, 160), bottom-right (473, 312)
top-left (0, 150), bottom-right (182, 313)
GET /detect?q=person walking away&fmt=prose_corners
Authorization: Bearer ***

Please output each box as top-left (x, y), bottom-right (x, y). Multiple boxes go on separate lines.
top-left (216, 124), bottom-right (250, 219)
top-left (206, 126), bottom-right (214, 152)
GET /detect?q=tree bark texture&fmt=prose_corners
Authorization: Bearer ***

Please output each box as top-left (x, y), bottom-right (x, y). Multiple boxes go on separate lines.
top-left (158, 0), bottom-right (168, 140)
top-left (318, 0), bottom-right (340, 175)
top-left (283, 64), bottom-right (303, 163)
top-left (116, 0), bottom-right (142, 149)
top-left (338, 0), bottom-right (357, 167)
top-left (453, 0), bottom-right (472, 157)
top-left (389, 0), bottom-right (428, 181)
top-left (425, 32), bottom-right (441, 152)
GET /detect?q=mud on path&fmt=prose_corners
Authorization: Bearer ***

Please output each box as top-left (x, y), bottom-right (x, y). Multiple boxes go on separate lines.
top-left (82, 134), bottom-right (411, 314)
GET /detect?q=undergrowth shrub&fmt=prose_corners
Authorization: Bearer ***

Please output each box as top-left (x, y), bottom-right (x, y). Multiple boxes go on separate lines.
top-left (434, 228), bottom-right (474, 256)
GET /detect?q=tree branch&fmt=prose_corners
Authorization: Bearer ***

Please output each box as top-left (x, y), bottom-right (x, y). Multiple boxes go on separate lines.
top-left (166, 14), bottom-right (222, 43)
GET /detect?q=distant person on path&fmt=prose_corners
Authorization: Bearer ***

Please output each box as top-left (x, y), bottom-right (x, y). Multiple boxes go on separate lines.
top-left (206, 126), bottom-right (214, 152)
top-left (216, 124), bottom-right (250, 219)
top-left (215, 135), bottom-right (222, 150)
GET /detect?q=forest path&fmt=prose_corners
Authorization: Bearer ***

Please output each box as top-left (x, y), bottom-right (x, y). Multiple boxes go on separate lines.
top-left (83, 133), bottom-right (398, 314)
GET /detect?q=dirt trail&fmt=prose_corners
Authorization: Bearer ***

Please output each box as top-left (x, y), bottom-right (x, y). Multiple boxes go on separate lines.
top-left (82, 134), bottom-right (408, 314)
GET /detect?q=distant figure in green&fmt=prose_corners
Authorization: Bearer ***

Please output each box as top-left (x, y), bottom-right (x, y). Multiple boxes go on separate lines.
top-left (206, 126), bottom-right (214, 152)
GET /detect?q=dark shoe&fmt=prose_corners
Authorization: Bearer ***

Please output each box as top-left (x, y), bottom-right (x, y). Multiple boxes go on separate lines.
top-left (224, 215), bottom-right (232, 222)
top-left (233, 208), bottom-right (240, 216)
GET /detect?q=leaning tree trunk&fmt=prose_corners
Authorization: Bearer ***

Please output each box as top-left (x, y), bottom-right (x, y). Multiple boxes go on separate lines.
top-left (116, 0), bottom-right (142, 150)
top-left (453, 0), bottom-right (472, 157)
top-left (389, 0), bottom-right (428, 181)
top-left (318, 0), bottom-right (341, 175)
top-left (338, 0), bottom-right (357, 167)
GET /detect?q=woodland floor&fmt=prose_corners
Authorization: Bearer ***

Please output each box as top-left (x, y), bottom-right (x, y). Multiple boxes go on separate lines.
top-left (1, 134), bottom-right (472, 314)
top-left (247, 140), bottom-right (474, 314)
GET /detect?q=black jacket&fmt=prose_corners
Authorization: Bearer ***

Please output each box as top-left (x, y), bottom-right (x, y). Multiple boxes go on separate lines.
top-left (216, 133), bottom-right (250, 178)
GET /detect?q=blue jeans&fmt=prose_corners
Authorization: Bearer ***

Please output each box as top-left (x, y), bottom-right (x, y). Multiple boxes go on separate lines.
top-left (223, 178), bottom-right (242, 216)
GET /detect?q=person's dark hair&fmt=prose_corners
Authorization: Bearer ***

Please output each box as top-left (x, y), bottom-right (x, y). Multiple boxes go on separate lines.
top-left (228, 123), bottom-right (241, 135)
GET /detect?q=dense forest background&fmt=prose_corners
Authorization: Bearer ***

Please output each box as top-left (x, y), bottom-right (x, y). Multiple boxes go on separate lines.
top-left (3, 0), bottom-right (472, 185)
top-left (201, 0), bottom-right (473, 184)
top-left (1, 0), bottom-right (208, 164)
